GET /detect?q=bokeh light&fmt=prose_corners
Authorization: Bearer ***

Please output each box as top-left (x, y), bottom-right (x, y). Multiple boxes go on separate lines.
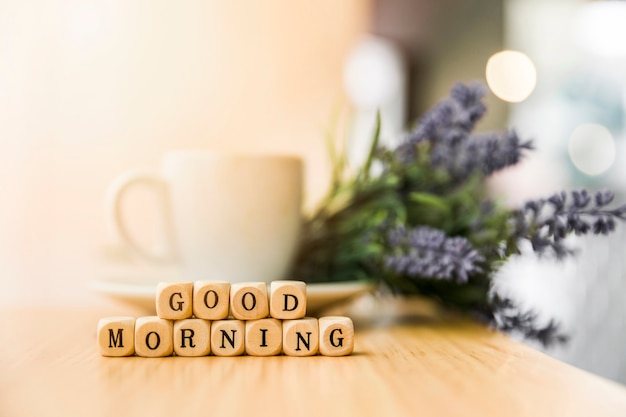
top-left (568, 123), bottom-right (615, 176)
top-left (576, 1), bottom-right (626, 58)
top-left (485, 50), bottom-right (537, 103)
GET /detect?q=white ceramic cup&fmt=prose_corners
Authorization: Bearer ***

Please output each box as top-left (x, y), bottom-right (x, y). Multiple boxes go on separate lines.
top-left (107, 150), bottom-right (303, 283)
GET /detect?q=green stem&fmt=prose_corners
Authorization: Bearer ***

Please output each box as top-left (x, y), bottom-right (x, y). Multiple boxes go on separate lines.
top-left (360, 111), bottom-right (381, 182)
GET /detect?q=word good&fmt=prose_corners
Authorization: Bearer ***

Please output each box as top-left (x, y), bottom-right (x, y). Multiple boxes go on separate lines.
top-left (97, 280), bottom-right (354, 358)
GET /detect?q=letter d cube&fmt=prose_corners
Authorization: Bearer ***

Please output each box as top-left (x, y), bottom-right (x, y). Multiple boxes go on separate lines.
top-left (270, 280), bottom-right (306, 319)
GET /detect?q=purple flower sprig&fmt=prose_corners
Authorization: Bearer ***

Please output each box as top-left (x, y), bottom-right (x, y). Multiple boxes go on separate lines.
top-left (457, 130), bottom-right (534, 177)
top-left (393, 82), bottom-right (532, 181)
top-left (394, 83), bottom-right (486, 164)
top-left (513, 190), bottom-right (626, 258)
top-left (383, 225), bottom-right (486, 283)
top-left (490, 296), bottom-right (568, 347)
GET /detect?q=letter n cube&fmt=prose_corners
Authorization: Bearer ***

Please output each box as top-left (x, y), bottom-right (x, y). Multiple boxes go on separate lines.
top-left (283, 317), bottom-right (319, 356)
top-left (211, 320), bottom-right (245, 356)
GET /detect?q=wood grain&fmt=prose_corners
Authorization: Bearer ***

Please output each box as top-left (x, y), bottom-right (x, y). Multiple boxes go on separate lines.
top-left (1, 302), bottom-right (626, 416)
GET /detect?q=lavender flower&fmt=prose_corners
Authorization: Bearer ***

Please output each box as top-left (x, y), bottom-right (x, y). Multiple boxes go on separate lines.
top-left (384, 225), bottom-right (485, 282)
top-left (449, 81), bottom-right (488, 128)
top-left (394, 83), bottom-right (532, 179)
top-left (513, 189), bottom-right (626, 258)
top-left (395, 82), bottom-right (488, 163)
top-left (490, 296), bottom-right (568, 347)
top-left (463, 130), bottom-right (533, 176)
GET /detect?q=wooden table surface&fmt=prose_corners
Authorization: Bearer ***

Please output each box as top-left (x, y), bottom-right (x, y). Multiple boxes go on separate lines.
top-left (2, 298), bottom-right (626, 417)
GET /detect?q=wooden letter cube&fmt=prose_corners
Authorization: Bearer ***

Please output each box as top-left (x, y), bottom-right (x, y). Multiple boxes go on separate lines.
top-left (173, 319), bottom-right (211, 357)
top-left (245, 318), bottom-right (282, 356)
top-left (97, 316), bottom-right (135, 357)
top-left (319, 316), bottom-right (354, 356)
top-left (282, 317), bottom-right (319, 356)
top-left (156, 282), bottom-right (193, 320)
top-left (269, 280), bottom-right (306, 319)
top-left (211, 320), bottom-right (245, 356)
top-left (230, 282), bottom-right (269, 320)
top-left (193, 281), bottom-right (230, 320)
top-left (135, 316), bottom-right (174, 357)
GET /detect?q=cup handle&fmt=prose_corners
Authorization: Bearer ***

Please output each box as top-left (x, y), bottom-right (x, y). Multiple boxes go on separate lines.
top-left (106, 169), bottom-right (176, 263)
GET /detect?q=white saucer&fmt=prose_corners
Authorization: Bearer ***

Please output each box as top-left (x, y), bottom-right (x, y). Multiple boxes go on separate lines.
top-left (89, 275), bottom-right (375, 314)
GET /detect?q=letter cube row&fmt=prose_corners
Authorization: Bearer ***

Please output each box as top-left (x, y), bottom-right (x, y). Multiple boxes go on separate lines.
top-left (156, 280), bottom-right (307, 321)
top-left (97, 316), bottom-right (354, 357)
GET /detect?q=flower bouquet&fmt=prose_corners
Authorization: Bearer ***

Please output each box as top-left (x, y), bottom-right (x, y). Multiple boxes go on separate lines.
top-left (291, 82), bottom-right (626, 346)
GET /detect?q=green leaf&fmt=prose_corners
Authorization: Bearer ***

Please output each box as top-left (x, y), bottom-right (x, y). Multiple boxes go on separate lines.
top-left (408, 192), bottom-right (452, 215)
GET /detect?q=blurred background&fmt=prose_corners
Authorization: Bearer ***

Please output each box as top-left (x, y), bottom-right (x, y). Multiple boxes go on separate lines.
top-left (2, 0), bottom-right (626, 383)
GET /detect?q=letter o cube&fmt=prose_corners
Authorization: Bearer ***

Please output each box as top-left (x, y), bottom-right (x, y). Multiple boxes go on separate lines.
top-left (270, 280), bottom-right (306, 319)
top-left (135, 316), bottom-right (174, 357)
top-left (230, 282), bottom-right (269, 320)
top-left (156, 282), bottom-right (193, 320)
top-left (193, 281), bottom-right (230, 320)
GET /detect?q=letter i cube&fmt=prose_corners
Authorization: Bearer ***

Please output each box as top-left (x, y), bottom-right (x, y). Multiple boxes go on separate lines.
top-left (97, 317), bottom-right (135, 357)
top-left (245, 318), bottom-right (282, 356)
top-left (319, 316), bottom-right (354, 356)
top-left (156, 282), bottom-right (193, 319)
top-left (270, 280), bottom-right (306, 319)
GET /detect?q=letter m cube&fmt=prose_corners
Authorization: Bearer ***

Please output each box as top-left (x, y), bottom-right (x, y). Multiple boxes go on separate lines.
top-left (97, 317), bottom-right (135, 357)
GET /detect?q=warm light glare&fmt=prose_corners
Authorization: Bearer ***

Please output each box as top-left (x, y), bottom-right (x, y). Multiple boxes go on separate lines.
top-left (568, 123), bottom-right (615, 176)
top-left (485, 50), bottom-right (537, 103)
